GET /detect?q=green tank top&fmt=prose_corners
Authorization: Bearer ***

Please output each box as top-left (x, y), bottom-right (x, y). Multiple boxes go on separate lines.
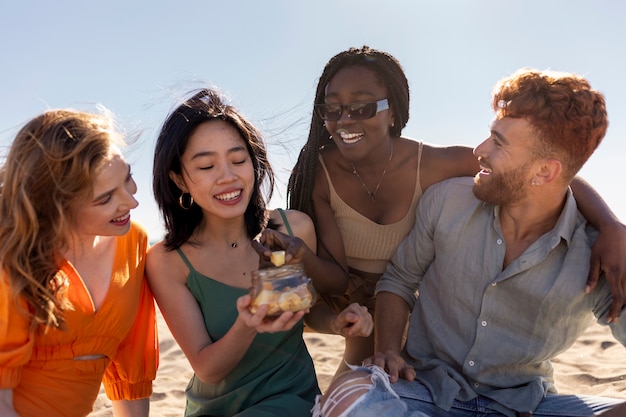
top-left (178, 209), bottom-right (319, 416)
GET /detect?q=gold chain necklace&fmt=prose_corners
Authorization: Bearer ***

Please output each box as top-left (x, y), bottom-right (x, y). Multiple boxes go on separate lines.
top-left (350, 142), bottom-right (394, 202)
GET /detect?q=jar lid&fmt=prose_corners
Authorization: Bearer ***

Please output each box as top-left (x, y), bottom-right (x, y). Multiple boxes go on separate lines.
top-left (252, 263), bottom-right (305, 280)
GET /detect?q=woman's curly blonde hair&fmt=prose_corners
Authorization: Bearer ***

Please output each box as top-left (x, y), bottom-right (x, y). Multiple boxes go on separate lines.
top-left (0, 108), bottom-right (123, 330)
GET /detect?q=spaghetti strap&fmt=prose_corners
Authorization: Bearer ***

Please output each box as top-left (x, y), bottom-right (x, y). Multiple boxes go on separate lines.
top-left (416, 141), bottom-right (423, 177)
top-left (175, 248), bottom-right (197, 273)
top-left (277, 208), bottom-right (294, 236)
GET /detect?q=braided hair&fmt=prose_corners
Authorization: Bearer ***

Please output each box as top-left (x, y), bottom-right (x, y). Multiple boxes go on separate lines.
top-left (287, 46), bottom-right (410, 221)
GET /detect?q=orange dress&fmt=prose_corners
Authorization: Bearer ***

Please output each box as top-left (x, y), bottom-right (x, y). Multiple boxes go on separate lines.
top-left (0, 222), bottom-right (158, 417)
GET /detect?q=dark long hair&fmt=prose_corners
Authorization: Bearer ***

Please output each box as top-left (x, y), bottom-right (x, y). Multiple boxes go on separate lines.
top-left (287, 46), bottom-right (410, 220)
top-left (153, 89), bottom-right (275, 250)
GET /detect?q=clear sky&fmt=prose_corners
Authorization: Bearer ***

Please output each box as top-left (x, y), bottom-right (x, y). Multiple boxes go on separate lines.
top-left (1, 0), bottom-right (625, 241)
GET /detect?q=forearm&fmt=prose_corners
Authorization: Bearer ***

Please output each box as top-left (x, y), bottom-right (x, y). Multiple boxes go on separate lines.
top-left (375, 291), bottom-right (410, 354)
top-left (192, 317), bottom-right (257, 384)
top-left (301, 249), bottom-right (349, 296)
top-left (304, 301), bottom-right (340, 334)
top-left (571, 176), bottom-right (622, 228)
top-left (112, 398), bottom-right (149, 417)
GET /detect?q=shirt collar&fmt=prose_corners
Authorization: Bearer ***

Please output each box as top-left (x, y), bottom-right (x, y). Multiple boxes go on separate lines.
top-left (491, 187), bottom-right (580, 248)
top-left (550, 187), bottom-right (580, 247)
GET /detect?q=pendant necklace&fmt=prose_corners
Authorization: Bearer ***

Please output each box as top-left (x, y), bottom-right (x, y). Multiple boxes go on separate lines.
top-left (227, 236), bottom-right (244, 249)
top-left (350, 142), bottom-right (394, 202)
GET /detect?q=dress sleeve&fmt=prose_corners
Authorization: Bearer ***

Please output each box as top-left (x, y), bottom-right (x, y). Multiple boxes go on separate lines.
top-left (102, 276), bottom-right (158, 400)
top-left (0, 275), bottom-right (35, 388)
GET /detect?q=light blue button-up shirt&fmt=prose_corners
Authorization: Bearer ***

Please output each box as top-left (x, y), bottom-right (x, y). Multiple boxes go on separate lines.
top-left (376, 177), bottom-right (626, 415)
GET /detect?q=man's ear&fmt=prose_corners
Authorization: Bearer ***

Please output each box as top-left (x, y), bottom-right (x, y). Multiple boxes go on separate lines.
top-left (533, 159), bottom-right (562, 185)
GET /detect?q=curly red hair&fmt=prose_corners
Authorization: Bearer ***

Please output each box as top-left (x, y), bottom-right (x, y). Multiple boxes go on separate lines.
top-left (492, 68), bottom-right (608, 180)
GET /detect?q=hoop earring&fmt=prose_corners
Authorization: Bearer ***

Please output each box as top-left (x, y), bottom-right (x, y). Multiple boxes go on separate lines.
top-left (178, 192), bottom-right (194, 210)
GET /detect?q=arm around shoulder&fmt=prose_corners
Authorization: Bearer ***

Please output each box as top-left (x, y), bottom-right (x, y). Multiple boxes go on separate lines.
top-left (571, 176), bottom-right (626, 322)
top-left (419, 144), bottom-right (479, 190)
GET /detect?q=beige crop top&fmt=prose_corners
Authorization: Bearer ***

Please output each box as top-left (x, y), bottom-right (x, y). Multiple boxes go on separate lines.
top-left (319, 141), bottom-right (424, 274)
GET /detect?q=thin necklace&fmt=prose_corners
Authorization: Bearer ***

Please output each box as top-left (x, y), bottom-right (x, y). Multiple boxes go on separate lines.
top-left (350, 142), bottom-right (394, 202)
top-left (225, 236), bottom-right (245, 249)
top-left (228, 237), bottom-right (246, 249)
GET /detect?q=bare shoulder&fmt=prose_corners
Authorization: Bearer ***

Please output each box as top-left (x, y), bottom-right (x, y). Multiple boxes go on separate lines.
top-left (284, 209), bottom-right (314, 227)
top-left (146, 240), bottom-right (169, 262)
top-left (269, 209), bottom-right (314, 236)
top-left (269, 209), bottom-right (316, 251)
top-left (393, 136), bottom-right (424, 165)
top-left (397, 136), bottom-right (422, 149)
top-left (146, 240), bottom-right (187, 285)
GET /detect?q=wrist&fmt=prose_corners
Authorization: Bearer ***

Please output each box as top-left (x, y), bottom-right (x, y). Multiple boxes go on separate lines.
top-left (329, 316), bottom-right (341, 335)
top-left (376, 343), bottom-right (401, 355)
top-left (234, 314), bottom-right (259, 336)
top-left (329, 314), bottom-right (342, 335)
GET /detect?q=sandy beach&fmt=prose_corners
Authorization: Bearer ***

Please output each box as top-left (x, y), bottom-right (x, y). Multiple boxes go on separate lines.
top-left (89, 308), bottom-right (626, 416)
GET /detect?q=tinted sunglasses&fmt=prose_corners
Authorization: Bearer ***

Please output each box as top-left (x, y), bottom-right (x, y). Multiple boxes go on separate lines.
top-left (315, 98), bottom-right (389, 121)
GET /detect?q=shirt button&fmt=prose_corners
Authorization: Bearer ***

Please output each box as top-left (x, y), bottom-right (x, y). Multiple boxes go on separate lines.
top-left (481, 321), bottom-right (487, 327)
top-left (468, 360), bottom-right (475, 366)
top-left (496, 239), bottom-right (503, 244)
top-left (491, 282), bottom-right (497, 287)
top-left (474, 383), bottom-right (480, 388)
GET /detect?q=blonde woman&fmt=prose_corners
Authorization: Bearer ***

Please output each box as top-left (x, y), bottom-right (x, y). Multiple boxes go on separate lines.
top-left (0, 109), bottom-right (158, 417)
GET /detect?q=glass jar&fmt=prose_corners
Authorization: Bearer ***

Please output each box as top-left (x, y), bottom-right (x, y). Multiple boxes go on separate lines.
top-left (248, 263), bottom-right (316, 316)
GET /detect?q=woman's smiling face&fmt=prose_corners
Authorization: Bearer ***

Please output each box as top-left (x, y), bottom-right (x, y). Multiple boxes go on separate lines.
top-left (323, 65), bottom-right (394, 161)
top-left (172, 120), bottom-right (255, 220)
top-left (73, 148), bottom-right (138, 238)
